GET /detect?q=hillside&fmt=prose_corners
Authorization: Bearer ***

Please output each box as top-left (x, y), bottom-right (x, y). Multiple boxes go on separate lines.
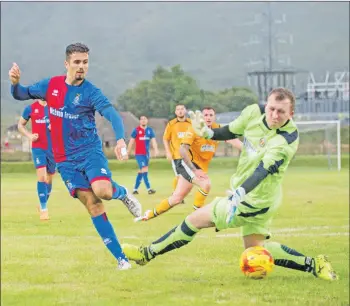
top-left (1, 1), bottom-right (349, 124)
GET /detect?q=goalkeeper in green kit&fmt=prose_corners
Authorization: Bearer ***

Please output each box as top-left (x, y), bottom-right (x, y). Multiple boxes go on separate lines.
top-left (122, 88), bottom-right (338, 281)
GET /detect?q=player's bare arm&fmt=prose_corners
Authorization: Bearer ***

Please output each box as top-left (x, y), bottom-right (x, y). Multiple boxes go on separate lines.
top-left (127, 138), bottom-right (135, 155)
top-left (115, 139), bottom-right (128, 161)
top-left (179, 144), bottom-right (207, 180)
top-left (17, 117), bottom-right (39, 142)
top-left (163, 139), bottom-right (172, 160)
top-left (226, 138), bottom-right (243, 151)
top-left (151, 138), bottom-right (159, 157)
top-left (179, 144), bottom-right (196, 171)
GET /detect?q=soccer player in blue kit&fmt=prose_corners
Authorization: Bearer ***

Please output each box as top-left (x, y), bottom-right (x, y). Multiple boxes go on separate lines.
top-left (18, 99), bottom-right (55, 221)
top-left (127, 115), bottom-right (159, 195)
top-left (9, 43), bottom-right (142, 270)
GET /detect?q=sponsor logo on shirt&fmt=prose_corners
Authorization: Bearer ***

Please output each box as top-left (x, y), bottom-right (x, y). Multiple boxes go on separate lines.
top-left (52, 89), bottom-right (59, 96)
top-left (34, 109), bottom-right (39, 114)
top-left (139, 136), bottom-right (150, 141)
top-left (177, 132), bottom-right (186, 138)
top-left (34, 116), bottom-right (50, 124)
top-left (50, 107), bottom-right (79, 120)
top-left (200, 144), bottom-right (216, 152)
top-left (185, 131), bottom-right (193, 138)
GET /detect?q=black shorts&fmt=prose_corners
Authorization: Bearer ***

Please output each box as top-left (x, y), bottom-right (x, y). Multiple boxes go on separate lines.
top-left (172, 159), bottom-right (201, 183)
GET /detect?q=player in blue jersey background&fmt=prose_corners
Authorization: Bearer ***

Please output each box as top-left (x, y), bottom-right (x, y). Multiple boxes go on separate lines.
top-left (18, 99), bottom-right (55, 221)
top-left (9, 43), bottom-right (142, 270)
top-left (127, 115), bottom-right (159, 195)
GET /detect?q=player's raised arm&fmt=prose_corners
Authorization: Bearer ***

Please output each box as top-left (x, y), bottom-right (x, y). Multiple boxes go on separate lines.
top-left (90, 88), bottom-right (128, 160)
top-left (9, 63), bottom-right (49, 101)
top-left (189, 105), bottom-right (255, 141)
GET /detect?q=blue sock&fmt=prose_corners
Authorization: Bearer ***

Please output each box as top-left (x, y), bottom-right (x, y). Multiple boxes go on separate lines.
top-left (37, 181), bottom-right (48, 210)
top-left (142, 172), bottom-right (151, 190)
top-left (92, 212), bottom-right (128, 263)
top-left (134, 173), bottom-right (143, 191)
top-left (111, 180), bottom-right (127, 200)
top-left (46, 183), bottom-right (52, 201)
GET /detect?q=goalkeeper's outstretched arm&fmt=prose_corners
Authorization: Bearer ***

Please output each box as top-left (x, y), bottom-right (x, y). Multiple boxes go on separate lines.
top-left (211, 126), bottom-right (241, 141)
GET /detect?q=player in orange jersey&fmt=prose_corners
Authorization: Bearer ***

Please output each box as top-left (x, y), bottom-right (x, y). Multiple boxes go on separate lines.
top-left (163, 104), bottom-right (192, 193)
top-left (136, 107), bottom-right (242, 221)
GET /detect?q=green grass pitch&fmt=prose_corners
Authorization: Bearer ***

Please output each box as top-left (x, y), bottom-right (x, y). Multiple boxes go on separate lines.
top-left (1, 160), bottom-right (349, 306)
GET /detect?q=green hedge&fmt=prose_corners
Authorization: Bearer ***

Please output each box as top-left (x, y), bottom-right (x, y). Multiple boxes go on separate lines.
top-left (1, 156), bottom-right (348, 174)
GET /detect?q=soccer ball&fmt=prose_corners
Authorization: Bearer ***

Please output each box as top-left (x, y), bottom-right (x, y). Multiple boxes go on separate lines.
top-left (240, 246), bottom-right (274, 279)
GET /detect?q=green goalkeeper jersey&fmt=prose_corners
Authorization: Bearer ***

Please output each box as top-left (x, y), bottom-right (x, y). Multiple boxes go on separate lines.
top-left (228, 104), bottom-right (299, 209)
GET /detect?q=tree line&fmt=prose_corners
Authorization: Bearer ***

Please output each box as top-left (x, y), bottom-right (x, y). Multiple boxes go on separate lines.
top-left (117, 65), bottom-right (258, 118)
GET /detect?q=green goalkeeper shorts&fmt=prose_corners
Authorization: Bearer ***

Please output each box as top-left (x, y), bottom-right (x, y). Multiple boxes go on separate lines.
top-left (210, 196), bottom-right (282, 239)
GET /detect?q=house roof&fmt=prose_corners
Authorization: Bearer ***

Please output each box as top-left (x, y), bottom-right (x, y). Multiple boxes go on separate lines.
top-left (6, 124), bottom-right (19, 132)
top-left (95, 109), bottom-right (167, 143)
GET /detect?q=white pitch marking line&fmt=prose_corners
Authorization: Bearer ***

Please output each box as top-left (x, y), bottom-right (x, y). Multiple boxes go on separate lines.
top-left (2, 226), bottom-right (349, 240)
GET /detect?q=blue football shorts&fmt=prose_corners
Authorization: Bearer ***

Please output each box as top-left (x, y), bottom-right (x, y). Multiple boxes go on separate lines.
top-left (135, 154), bottom-right (149, 169)
top-left (32, 147), bottom-right (56, 174)
top-left (57, 150), bottom-right (113, 198)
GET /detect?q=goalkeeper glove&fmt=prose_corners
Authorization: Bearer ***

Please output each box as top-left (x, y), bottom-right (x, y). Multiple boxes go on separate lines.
top-left (226, 187), bottom-right (246, 224)
top-left (188, 110), bottom-right (214, 139)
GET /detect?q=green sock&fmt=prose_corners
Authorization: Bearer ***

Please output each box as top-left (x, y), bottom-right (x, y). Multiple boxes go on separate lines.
top-left (147, 218), bottom-right (199, 259)
top-left (264, 241), bottom-right (314, 273)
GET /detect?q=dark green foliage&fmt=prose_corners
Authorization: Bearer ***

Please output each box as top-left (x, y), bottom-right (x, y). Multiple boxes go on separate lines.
top-left (117, 65), bottom-right (258, 117)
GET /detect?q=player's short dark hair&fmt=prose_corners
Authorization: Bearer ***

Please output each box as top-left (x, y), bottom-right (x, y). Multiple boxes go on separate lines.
top-left (175, 104), bottom-right (186, 109)
top-left (202, 106), bottom-right (216, 113)
top-left (65, 43), bottom-right (90, 59)
top-left (268, 87), bottom-right (295, 110)
top-left (139, 115), bottom-right (148, 120)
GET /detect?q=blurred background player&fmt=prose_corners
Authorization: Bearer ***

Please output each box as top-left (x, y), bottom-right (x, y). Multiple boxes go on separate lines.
top-left (18, 99), bottom-right (55, 221)
top-left (136, 107), bottom-right (242, 221)
top-left (163, 104), bottom-right (192, 198)
top-left (123, 88), bottom-right (338, 281)
top-left (127, 115), bottom-right (159, 195)
top-left (9, 42), bottom-right (142, 270)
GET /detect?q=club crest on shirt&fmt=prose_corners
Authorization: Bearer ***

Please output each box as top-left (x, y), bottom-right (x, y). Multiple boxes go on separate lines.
top-left (34, 109), bottom-right (39, 114)
top-left (259, 137), bottom-right (266, 147)
top-left (72, 93), bottom-right (81, 106)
